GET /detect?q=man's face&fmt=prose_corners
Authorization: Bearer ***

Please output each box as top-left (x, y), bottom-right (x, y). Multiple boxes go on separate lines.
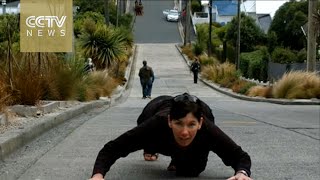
top-left (168, 113), bottom-right (203, 147)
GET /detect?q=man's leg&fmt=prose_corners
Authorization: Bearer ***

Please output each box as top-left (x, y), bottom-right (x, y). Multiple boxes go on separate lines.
top-left (143, 84), bottom-right (148, 98)
top-left (147, 80), bottom-right (153, 98)
top-left (140, 81), bottom-right (147, 98)
top-left (193, 72), bottom-right (198, 83)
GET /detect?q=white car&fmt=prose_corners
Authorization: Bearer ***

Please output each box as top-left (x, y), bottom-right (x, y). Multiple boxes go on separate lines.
top-left (163, 9), bottom-right (180, 22)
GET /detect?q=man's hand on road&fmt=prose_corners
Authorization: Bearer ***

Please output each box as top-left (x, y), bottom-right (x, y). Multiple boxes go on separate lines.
top-left (227, 173), bottom-right (252, 180)
top-left (89, 173), bottom-right (104, 180)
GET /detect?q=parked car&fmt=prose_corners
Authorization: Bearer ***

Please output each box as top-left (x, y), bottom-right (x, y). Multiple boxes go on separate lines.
top-left (162, 9), bottom-right (180, 22)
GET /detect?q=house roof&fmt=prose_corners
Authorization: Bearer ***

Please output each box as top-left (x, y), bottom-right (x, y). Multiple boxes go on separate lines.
top-left (257, 14), bottom-right (272, 34)
top-left (213, 0), bottom-right (238, 16)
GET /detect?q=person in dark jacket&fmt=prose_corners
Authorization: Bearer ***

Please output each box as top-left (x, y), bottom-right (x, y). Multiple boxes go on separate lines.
top-left (90, 93), bottom-right (252, 180)
top-left (138, 60), bottom-right (154, 99)
top-left (190, 58), bottom-right (201, 83)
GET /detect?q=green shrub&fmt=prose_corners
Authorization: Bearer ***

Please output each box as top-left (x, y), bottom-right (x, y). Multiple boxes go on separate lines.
top-left (74, 11), bottom-right (105, 37)
top-left (214, 47), bottom-right (224, 62)
top-left (193, 41), bottom-right (204, 56)
top-left (118, 14), bottom-right (133, 29)
top-left (267, 31), bottom-right (277, 53)
top-left (238, 82), bottom-right (257, 95)
top-left (199, 55), bottom-right (219, 66)
top-left (271, 47), bottom-right (298, 64)
top-left (196, 23), bottom-right (224, 57)
top-left (297, 48), bottom-right (307, 63)
top-left (240, 47), bottom-right (269, 82)
top-left (240, 50), bottom-right (262, 79)
top-left (226, 43), bottom-right (236, 63)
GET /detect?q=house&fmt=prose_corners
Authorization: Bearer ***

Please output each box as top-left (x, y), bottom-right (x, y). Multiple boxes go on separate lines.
top-left (193, 0), bottom-right (277, 34)
top-left (0, 1), bottom-right (20, 15)
top-left (201, 0), bottom-right (238, 25)
top-left (256, 14), bottom-right (272, 34)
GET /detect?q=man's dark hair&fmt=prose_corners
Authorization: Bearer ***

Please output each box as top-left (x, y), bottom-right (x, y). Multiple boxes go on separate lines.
top-left (143, 60), bottom-right (147, 66)
top-left (170, 93), bottom-right (202, 121)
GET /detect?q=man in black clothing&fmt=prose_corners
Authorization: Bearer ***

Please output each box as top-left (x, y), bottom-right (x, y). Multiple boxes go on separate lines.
top-left (90, 93), bottom-right (252, 180)
top-left (191, 58), bottom-right (201, 83)
top-left (138, 60), bottom-right (154, 99)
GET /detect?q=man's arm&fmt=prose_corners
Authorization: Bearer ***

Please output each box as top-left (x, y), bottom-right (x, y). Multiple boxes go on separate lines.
top-left (91, 115), bottom-right (162, 178)
top-left (207, 124), bottom-right (251, 177)
top-left (149, 67), bottom-right (155, 82)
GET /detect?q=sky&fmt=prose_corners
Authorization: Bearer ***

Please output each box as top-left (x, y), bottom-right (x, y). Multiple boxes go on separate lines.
top-left (242, 0), bottom-right (289, 18)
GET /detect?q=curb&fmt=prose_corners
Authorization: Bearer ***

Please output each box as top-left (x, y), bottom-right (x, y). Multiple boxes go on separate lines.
top-left (175, 44), bottom-right (320, 105)
top-left (0, 101), bottom-right (109, 161)
top-left (0, 46), bottom-right (137, 161)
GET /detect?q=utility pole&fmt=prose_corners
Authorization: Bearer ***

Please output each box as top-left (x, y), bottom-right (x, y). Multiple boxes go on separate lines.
top-left (307, 0), bottom-right (317, 72)
top-left (184, 0), bottom-right (191, 46)
top-left (236, 0), bottom-right (241, 70)
top-left (208, 0), bottom-right (212, 56)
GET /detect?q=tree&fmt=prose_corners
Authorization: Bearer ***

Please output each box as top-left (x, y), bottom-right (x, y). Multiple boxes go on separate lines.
top-left (74, 0), bottom-right (105, 15)
top-left (226, 13), bottom-right (266, 52)
top-left (74, 11), bottom-right (106, 38)
top-left (74, 0), bottom-right (131, 28)
top-left (269, 1), bottom-right (308, 50)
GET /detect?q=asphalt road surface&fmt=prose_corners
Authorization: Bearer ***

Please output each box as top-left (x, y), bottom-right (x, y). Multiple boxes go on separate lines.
top-left (133, 0), bottom-right (182, 43)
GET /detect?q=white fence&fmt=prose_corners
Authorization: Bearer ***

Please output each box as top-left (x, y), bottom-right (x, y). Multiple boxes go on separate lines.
top-left (192, 12), bottom-right (209, 25)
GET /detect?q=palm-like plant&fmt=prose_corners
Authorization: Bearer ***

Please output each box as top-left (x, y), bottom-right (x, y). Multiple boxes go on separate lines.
top-left (114, 27), bottom-right (134, 48)
top-left (80, 23), bottom-right (126, 69)
top-left (96, 26), bottom-right (126, 68)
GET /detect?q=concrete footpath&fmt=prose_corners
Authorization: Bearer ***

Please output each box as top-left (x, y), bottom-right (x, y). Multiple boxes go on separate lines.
top-left (0, 43), bottom-right (319, 180)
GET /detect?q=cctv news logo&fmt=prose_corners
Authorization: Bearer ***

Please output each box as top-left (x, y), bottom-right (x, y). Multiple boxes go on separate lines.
top-left (20, 0), bottom-right (72, 52)
top-left (25, 16), bottom-right (67, 37)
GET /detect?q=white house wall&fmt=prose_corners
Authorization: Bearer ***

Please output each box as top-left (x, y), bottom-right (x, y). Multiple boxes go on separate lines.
top-left (216, 15), bottom-right (233, 24)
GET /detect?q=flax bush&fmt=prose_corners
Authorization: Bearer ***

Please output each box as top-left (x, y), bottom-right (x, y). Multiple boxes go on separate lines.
top-left (201, 62), bottom-right (239, 87)
top-left (0, 74), bottom-right (11, 112)
top-left (272, 71), bottom-right (320, 99)
top-left (247, 86), bottom-right (273, 98)
top-left (181, 45), bottom-right (195, 60)
top-left (12, 67), bottom-right (44, 105)
top-left (198, 55), bottom-right (219, 66)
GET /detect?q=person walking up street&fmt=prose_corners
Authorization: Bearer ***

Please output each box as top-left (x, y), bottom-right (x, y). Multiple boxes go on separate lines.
top-left (190, 58), bottom-right (201, 83)
top-left (139, 60), bottom-right (154, 99)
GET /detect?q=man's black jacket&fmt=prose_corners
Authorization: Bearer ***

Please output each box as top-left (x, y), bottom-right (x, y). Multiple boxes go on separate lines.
top-left (92, 95), bottom-right (251, 177)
